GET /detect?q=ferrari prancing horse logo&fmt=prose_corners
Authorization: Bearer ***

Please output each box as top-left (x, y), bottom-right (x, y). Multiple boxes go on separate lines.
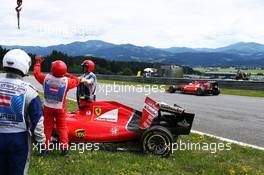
top-left (95, 107), bottom-right (102, 116)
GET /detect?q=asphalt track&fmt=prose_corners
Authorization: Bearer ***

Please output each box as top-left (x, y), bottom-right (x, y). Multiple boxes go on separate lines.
top-left (13, 76), bottom-right (264, 148)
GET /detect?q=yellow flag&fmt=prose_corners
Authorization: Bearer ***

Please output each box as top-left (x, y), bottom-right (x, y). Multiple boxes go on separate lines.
top-left (136, 71), bottom-right (141, 77)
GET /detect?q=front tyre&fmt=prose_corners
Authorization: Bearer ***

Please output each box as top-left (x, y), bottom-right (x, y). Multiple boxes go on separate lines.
top-left (141, 126), bottom-right (173, 157)
top-left (196, 88), bottom-right (204, 95)
top-left (168, 86), bottom-right (176, 93)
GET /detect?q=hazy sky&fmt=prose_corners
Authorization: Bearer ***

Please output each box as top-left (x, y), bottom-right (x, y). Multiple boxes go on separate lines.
top-left (0, 0), bottom-right (263, 48)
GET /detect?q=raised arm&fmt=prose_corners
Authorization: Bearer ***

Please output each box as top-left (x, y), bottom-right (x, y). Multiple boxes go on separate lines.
top-left (33, 56), bottom-right (47, 85)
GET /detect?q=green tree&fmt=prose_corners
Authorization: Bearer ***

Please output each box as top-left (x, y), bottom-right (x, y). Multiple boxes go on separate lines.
top-left (169, 68), bottom-right (184, 78)
top-left (121, 68), bottom-right (133, 76)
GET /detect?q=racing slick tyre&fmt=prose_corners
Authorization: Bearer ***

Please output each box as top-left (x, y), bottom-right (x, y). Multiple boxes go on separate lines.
top-left (141, 126), bottom-right (173, 157)
top-left (212, 89), bottom-right (220, 96)
top-left (168, 86), bottom-right (176, 93)
top-left (196, 88), bottom-right (204, 96)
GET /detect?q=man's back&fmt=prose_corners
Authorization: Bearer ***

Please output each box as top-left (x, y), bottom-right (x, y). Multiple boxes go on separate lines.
top-left (0, 74), bottom-right (37, 132)
top-left (0, 73), bottom-right (45, 175)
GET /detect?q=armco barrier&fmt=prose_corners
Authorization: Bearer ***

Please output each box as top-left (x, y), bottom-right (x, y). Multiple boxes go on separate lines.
top-left (97, 74), bottom-right (264, 91)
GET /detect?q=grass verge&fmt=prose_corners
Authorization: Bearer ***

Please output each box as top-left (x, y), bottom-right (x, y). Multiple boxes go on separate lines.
top-left (29, 94), bottom-right (264, 175)
top-left (220, 88), bottom-right (264, 97)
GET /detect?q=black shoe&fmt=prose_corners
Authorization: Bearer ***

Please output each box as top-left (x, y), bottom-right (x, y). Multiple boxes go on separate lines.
top-left (60, 149), bottom-right (69, 157)
top-left (37, 143), bottom-right (48, 156)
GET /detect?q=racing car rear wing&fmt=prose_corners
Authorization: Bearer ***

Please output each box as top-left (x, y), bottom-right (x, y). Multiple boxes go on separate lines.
top-left (159, 102), bottom-right (185, 114)
top-left (140, 97), bottom-right (185, 128)
top-left (139, 97), bottom-right (195, 135)
top-left (139, 97), bottom-right (159, 129)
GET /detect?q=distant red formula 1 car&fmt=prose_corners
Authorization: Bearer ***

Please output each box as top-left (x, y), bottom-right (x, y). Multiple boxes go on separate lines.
top-left (53, 97), bottom-right (195, 157)
top-left (168, 81), bottom-right (220, 96)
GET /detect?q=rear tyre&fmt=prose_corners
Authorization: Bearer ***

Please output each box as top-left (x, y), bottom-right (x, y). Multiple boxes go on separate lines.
top-left (141, 126), bottom-right (173, 157)
top-left (212, 89), bottom-right (220, 96)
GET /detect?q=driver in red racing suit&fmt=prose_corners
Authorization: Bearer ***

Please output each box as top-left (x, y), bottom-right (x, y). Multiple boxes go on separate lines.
top-left (33, 56), bottom-right (80, 156)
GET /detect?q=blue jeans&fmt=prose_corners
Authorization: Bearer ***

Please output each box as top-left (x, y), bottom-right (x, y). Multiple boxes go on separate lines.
top-left (0, 132), bottom-right (29, 175)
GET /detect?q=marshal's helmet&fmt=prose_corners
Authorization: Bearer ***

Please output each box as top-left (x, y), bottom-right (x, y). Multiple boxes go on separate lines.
top-left (81, 59), bottom-right (95, 73)
top-left (51, 60), bottom-right (67, 77)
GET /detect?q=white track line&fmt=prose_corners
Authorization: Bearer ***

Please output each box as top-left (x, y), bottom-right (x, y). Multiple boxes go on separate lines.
top-left (63, 96), bottom-right (264, 151)
top-left (67, 97), bottom-right (77, 102)
top-left (192, 130), bottom-right (264, 151)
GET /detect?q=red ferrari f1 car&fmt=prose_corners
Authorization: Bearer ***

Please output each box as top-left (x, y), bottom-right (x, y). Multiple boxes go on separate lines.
top-left (168, 81), bottom-right (220, 96)
top-left (54, 97), bottom-right (195, 157)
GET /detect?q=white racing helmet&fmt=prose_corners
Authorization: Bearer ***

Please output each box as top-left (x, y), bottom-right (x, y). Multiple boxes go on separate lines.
top-left (3, 49), bottom-right (31, 75)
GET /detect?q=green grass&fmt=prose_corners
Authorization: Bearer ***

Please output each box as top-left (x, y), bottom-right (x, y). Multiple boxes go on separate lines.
top-left (221, 89), bottom-right (264, 97)
top-left (29, 95), bottom-right (264, 175)
top-left (98, 79), bottom-right (264, 98)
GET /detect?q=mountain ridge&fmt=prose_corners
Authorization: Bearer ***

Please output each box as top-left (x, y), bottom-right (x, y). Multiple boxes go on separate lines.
top-left (1, 40), bottom-right (264, 67)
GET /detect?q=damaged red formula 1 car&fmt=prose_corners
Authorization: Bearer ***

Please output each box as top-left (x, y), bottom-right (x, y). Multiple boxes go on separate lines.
top-left (167, 81), bottom-right (220, 96)
top-left (53, 97), bottom-right (195, 157)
